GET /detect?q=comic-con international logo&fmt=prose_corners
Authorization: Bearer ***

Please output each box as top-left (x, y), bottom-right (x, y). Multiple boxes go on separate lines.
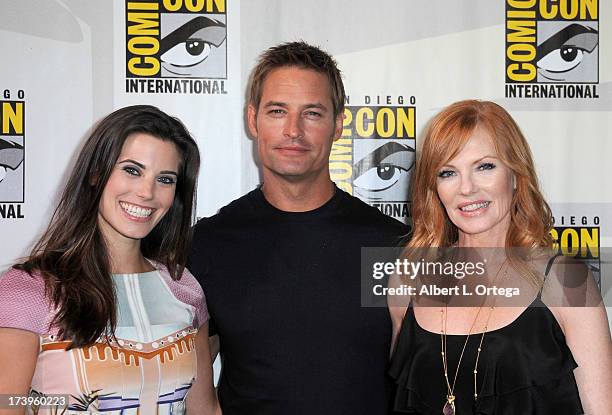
top-left (330, 96), bottom-right (416, 224)
top-left (551, 215), bottom-right (600, 287)
top-left (505, 0), bottom-right (599, 98)
top-left (125, 0), bottom-right (227, 94)
top-left (0, 89), bottom-right (25, 219)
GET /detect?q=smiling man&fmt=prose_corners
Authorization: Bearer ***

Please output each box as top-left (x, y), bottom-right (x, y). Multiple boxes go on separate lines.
top-left (188, 41), bottom-right (409, 414)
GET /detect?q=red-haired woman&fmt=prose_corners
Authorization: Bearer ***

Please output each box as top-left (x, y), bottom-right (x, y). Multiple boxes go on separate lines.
top-left (389, 100), bottom-right (611, 414)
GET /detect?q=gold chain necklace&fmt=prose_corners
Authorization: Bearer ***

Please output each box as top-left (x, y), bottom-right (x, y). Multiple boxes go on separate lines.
top-left (440, 259), bottom-right (507, 415)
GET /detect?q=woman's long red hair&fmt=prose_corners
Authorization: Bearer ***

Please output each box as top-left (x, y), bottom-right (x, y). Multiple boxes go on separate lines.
top-left (409, 100), bottom-right (553, 251)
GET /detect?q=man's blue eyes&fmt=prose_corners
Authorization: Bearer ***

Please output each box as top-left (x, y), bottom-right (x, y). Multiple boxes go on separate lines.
top-left (267, 109), bottom-right (322, 117)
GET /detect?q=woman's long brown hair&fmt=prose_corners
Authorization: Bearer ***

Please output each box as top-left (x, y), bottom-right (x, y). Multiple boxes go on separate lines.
top-left (15, 105), bottom-right (200, 348)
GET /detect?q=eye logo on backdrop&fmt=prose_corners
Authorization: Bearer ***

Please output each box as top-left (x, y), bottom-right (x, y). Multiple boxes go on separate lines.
top-left (330, 96), bottom-right (416, 224)
top-left (0, 89), bottom-right (25, 219)
top-left (505, 0), bottom-right (598, 98)
top-left (125, 0), bottom-right (227, 94)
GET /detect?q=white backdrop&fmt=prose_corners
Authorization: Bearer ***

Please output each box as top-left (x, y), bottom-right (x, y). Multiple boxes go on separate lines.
top-left (1, 0), bottom-right (610, 307)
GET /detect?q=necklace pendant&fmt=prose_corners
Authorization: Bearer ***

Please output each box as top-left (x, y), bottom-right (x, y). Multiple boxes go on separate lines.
top-left (443, 400), bottom-right (456, 415)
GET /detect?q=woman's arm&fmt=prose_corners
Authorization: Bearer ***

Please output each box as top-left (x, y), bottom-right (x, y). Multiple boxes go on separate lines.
top-left (389, 305), bottom-right (407, 357)
top-left (388, 273), bottom-right (409, 356)
top-left (554, 305), bottom-right (612, 414)
top-left (0, 328), bottom-right (39, 415)
top-left (543, 256), bottom-right (612, 414)
top-left (186, 323), bottom-right (221, 415)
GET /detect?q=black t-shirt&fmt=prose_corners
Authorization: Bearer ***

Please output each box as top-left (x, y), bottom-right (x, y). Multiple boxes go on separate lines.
top-left (188, 187), bottom-right (409, 415)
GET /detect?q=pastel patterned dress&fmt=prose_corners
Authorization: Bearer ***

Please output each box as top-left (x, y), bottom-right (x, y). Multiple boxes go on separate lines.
top-left (0, 263), bottom-right (208, 414)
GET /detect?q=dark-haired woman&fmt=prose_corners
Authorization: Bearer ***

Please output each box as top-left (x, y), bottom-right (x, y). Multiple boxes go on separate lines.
top-left (0, 106), bottom-right (219, 414)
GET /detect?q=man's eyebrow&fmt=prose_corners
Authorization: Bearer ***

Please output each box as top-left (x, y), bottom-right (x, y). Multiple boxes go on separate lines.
top-left (263, 101), bottom-right (288, 108)
top-left (537, 24), bottom-right (598, 59)
top-left (160, 16), bottom-right (226, 55)
top-left (303, 103), bottom-right (328, 111)
top-left (118, 159), bottom-right (145, 169)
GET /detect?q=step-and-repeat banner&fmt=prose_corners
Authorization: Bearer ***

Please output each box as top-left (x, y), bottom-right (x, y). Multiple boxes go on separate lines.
top-left (1, 1), bottom-right (610, 301)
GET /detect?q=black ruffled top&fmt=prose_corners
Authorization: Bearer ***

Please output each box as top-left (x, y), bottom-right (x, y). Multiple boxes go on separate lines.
top-left (389, 297), bottom-right (584, 414)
